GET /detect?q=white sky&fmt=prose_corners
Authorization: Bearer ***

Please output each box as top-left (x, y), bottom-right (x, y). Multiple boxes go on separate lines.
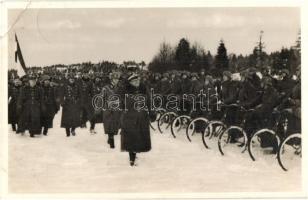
top-left (8, 7), bottom-right (300, 67)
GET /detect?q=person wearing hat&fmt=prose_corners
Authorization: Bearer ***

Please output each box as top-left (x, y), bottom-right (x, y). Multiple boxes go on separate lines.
top-left (8, 78), bottom-right (22, 132)
top-left (220, 71), bottom-right (240, 142)
top-left (170, 71), bottom-right (181, 95)
top-left (41, 75), bottom-right (59, 136)
top-left (90, 76), bottom-right (104, 132)
top-left (245, 76), bottom-right (280, 150)
top-left (180, 71), bottom-right (192, 115)
top-left (190, 72), bottom-right (201, 97)
top-left (199, 68), bottom-right (206, 83)
top-left (120, 73), bottom-right (156, 166)
top-left (16, 75), bottom-right (43, 137)
top-left (102, 71), bottom-right (123, 148)
top-left (238, 68), bottom-right (262, 110)
top-left (150, 73), bottom-right (162, 94)
top-left (276, 68), bottom-right (296, 97)
top-left (221, 71), bottom-right (239, 106)
top-left (79, 73), bottom-right (95, 131)
top-left (61, 75), bottom-right (81, 137)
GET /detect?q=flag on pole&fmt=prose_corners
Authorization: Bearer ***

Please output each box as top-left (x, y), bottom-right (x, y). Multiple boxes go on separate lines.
top-left (14, 33), bottom-right (27, 76)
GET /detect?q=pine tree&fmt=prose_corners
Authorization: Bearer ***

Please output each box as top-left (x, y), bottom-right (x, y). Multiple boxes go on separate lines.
top-left (214, 39), bottom-right (229, 76)
top-left (175, 38), bottom-right (191, 70)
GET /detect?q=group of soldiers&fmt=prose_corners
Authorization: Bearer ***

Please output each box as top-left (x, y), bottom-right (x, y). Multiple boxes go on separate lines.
top-left (8, 65), bottom-right (301, 164)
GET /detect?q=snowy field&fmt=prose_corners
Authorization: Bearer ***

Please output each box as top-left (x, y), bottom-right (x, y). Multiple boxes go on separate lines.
top-left (8, 110), bottom-right (302, 193)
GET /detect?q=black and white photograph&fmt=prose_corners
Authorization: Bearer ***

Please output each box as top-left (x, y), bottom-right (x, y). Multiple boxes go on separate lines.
top-left (0, 0), bottom-right (307, 198)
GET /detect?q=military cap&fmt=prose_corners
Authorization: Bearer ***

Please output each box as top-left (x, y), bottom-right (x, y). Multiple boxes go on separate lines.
top-left (109, 71), bottom-right (121, 80)
top-left (41, 75), bottom-right (51, 81)
top-left (222, 71), bottom-right (232, 79)
top-left (191, 72), bottom-right (198, 79)
top-left (128, 73), bottom-right (140, 82)
top-left (163, 72), bottom-right (169, 78)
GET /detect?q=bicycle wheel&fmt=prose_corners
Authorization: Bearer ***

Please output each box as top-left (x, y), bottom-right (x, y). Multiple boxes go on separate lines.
top-left (157, 112), bottom-right (178, 134)
top-left (202, 121), bottom-right (226, 149)
top-left (171, 115), bottom-right (191, 138)
top-left (277, 133), bottom-right (301, 171)
top-left (186, 117), bottom-right (209, 142)
top-left (155, 108), bottom-right (166, 121)
top-left (218, 126), bottom-right (248, 156)
top-left (248, 129), bottom-right (280, 161)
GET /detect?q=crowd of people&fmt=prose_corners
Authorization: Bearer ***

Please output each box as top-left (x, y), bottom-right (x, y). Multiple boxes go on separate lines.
top-left (8, 65), bottom-right (301, 166)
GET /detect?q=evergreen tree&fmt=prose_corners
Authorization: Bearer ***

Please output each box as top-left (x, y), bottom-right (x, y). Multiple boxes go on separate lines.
top-left (214, 40), bottom-right (229, 76)
top-left (175, 38), bottom-right (191, 70)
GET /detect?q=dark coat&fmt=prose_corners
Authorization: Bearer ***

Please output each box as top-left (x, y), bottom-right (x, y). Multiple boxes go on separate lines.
top-left (120, 83), bottom-right (154, 153)
top-left (239, 79), bottom-right (262, 109)
top-left (54, 77), bottom-right (66, 106)
top-left (181, 78), bottom-right (192, 94)
top-left (150, 80), bottom-right (161, 94)
top-left (102, 83), bottom-right (122, 135)
top-left (17, 85), bottom-right (43, 134)
top-left (79, 79), bottom-right (95, 122)
top-left (291, 81), bottom-right (301, 119)
top-left (221, 80), bottom-right (239, 105)
top-left (8, 85), bottom-right (21, 124)
top-left (276, 77), bottom-right (296, 95)
top-left (190, 79), bottom-right (203, 96)
top-left (221, 80), bottom-right (240, 125)
top-left (61, 83), bottom-right (81, 128)
top-left (91, 82), bottom-right (104, 123)
top-left (256, 86), bottom-right (279, 114)
top-left (41, 85), bottom-right (59, 128)
top-left (170, 78), bottom-right (182, 95)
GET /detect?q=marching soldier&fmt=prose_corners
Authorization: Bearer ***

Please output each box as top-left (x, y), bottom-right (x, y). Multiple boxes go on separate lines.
top-left (61, 75), bottom-right (81, 137)
top-left (120, 73), bottom-right (156, 166)
top-left (102, 71), bottom-right (123, 148)
top-left (8, 78), bottom-right (22, 132)
top-left (41, 75), bottom-right (59, 136)
top-left (17, 75), bottom-right (43, 137)
top-left (79, 74), bottom-right (95, 131)
top-left (90, 76), bottom-right (104, 133)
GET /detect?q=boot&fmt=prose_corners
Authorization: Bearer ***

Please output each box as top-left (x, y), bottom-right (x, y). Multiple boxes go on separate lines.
top-left (66, 128), bottom-right (70, 137)
top-left (90, 128), bottom-right (96, 135)
top-left (43, 127), bottom-right (48, 136)
top-left (109, 138), bottom-right (115, 148)
top-left (107, 134), bottom-right (115, 148)
top-left (71, 127), bottom-right (76, 136)
top-left (129, 152), bottom-right (136, 166)
top-left (80, 123), bottom-right (87, 128)
top-left (12, 124), bottom-right (16, 132)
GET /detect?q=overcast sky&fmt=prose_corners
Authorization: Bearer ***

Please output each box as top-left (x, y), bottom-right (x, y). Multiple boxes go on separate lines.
top-left (8, 7), bottom-right (300, 67)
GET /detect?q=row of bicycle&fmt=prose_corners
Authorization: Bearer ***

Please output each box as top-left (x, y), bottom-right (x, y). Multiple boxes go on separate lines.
top-left (152, 105), bottom-right (301, 172)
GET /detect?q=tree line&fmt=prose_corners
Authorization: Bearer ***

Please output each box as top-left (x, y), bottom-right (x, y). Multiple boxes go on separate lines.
top-left (148, 33), bottom-right (301, 76)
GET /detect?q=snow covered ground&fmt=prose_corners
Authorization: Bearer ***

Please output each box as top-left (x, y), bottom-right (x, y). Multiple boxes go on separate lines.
top-left (8, 110), bottom-right (302, 193)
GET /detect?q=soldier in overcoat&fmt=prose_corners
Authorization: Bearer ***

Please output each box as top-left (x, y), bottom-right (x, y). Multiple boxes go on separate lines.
top-left (61, 76), bottom-right (81, 137)
top-left (41, 75), bottom-right (59, 135)
top-left (120, 73), bottom-right (156, 166)
top-left (102, 71), bottom-right (123, 148)
top-left (17, 75), bottom-right (43, 137)
top-left (8, 78), bottom-right (22, 132)
top-left (79, 74), bottom-right (95, 130)
top-left (90, 76), bottom-right (104, 133)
